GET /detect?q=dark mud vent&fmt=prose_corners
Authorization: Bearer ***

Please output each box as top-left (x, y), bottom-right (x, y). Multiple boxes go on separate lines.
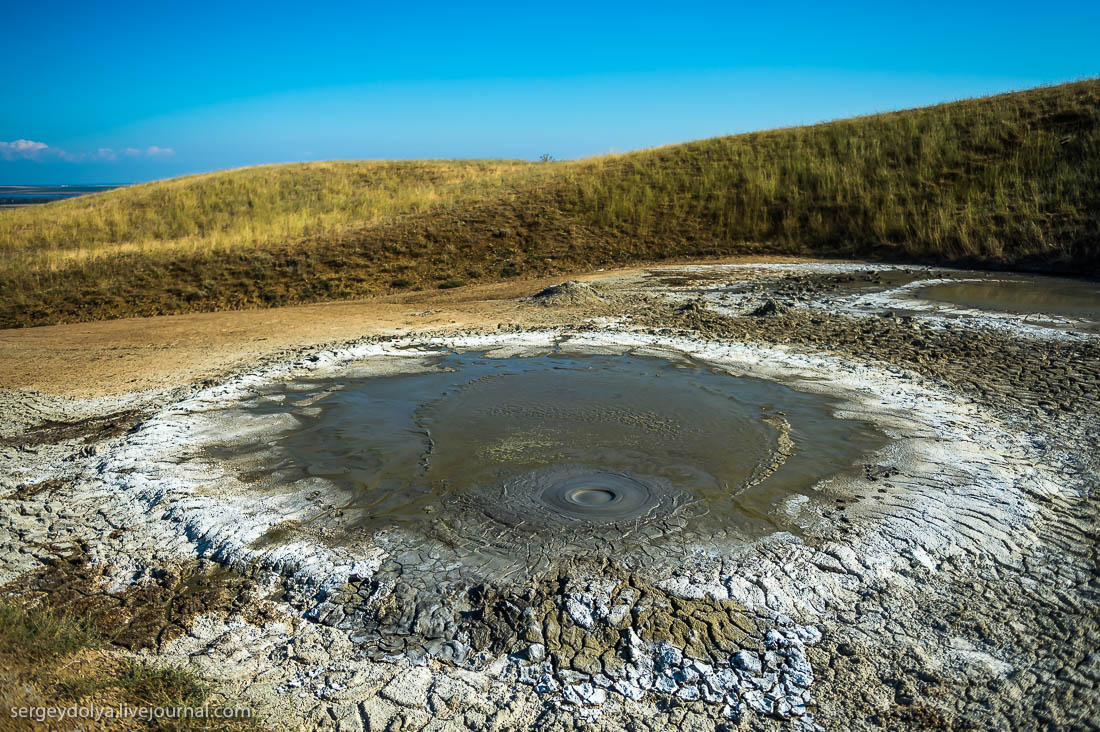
top-left (528, 280), bottom-right (606, 307)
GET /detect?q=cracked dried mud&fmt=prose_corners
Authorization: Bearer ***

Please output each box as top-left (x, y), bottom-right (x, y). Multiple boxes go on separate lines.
top-left (1, 260), bottom-right (1097, 731)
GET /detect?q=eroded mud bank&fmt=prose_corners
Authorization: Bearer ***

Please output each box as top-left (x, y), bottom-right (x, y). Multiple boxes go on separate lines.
top-left (1, 262), bottom-right (1097, 731)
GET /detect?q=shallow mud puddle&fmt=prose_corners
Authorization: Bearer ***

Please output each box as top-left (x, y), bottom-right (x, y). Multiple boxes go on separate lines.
top-left (211, 350), bottom-right (884, 561)
top-left (915, 275), bottom-right (1100, 321)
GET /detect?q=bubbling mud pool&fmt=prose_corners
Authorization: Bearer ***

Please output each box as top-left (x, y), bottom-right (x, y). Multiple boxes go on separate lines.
top-left (207, 350), bottom-right (885, 571)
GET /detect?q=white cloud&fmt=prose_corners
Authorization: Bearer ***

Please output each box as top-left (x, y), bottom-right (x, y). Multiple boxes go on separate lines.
top-left (0, 140), bottom-right (174, 162)
top-left (0, 139), bottom-right (49, 160)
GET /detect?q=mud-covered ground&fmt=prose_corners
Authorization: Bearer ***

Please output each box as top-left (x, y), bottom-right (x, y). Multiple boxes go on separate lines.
top-left (1, 262), bottom-right (1097, 730)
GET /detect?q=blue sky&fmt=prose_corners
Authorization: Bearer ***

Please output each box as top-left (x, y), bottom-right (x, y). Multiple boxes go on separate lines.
top-left (2, 0), bottom-right (1097, 184)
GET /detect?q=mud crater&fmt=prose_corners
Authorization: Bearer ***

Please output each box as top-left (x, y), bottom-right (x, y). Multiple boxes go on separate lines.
top-left (3, 264), bottom-right (1096, 729)
top-left (205, 350), bottom-right (884, 570)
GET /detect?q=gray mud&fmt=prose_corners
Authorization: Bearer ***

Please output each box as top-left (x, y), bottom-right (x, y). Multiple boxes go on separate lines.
top-left (915, 275), bottom-right (1100, 320)
top-left (212, 352), bottom-right (882, 568)
top-left (191, 351), bottom-right (886, 683)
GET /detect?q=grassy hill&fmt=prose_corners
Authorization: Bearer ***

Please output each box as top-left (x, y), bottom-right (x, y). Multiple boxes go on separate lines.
top-left (2, 79), bottom-right (1098, 328)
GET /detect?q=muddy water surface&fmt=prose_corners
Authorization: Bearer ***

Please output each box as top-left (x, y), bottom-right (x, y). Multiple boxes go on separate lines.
top-left (213, 350), bottom-right (885, 565)
top-left (915, 276), bottom-right (1100, 322)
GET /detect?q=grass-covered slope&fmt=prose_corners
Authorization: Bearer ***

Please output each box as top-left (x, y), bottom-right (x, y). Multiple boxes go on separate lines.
top-left (2, 79), bottom-right (1097, 327)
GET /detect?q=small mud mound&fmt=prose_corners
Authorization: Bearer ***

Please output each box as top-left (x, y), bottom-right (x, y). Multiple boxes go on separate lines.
top-left (528, 280), bottom-right (606, 308)
top-left (663, 301), bottom-right (732, 334)
top-left (747, 299), bottom-right (790, 317)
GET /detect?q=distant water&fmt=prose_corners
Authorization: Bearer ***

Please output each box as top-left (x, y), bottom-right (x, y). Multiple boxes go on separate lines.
top-left (0, 185), bottom-right (125, 208)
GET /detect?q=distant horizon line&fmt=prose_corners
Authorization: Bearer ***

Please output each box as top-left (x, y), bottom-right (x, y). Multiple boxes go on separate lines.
top-left (0, 183), bottom-right (129, 188)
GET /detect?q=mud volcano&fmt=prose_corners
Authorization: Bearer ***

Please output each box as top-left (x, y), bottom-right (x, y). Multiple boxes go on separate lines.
top-left (211, 349), bottom-right (884, 571)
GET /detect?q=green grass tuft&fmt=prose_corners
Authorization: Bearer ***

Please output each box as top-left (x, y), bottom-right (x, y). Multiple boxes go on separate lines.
top-left (0, 599), bottom-right (100, 662)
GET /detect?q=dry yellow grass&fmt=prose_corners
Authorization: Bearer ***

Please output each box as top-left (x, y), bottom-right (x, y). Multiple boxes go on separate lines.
top-left (0, 159), bottom-right (542, 272)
